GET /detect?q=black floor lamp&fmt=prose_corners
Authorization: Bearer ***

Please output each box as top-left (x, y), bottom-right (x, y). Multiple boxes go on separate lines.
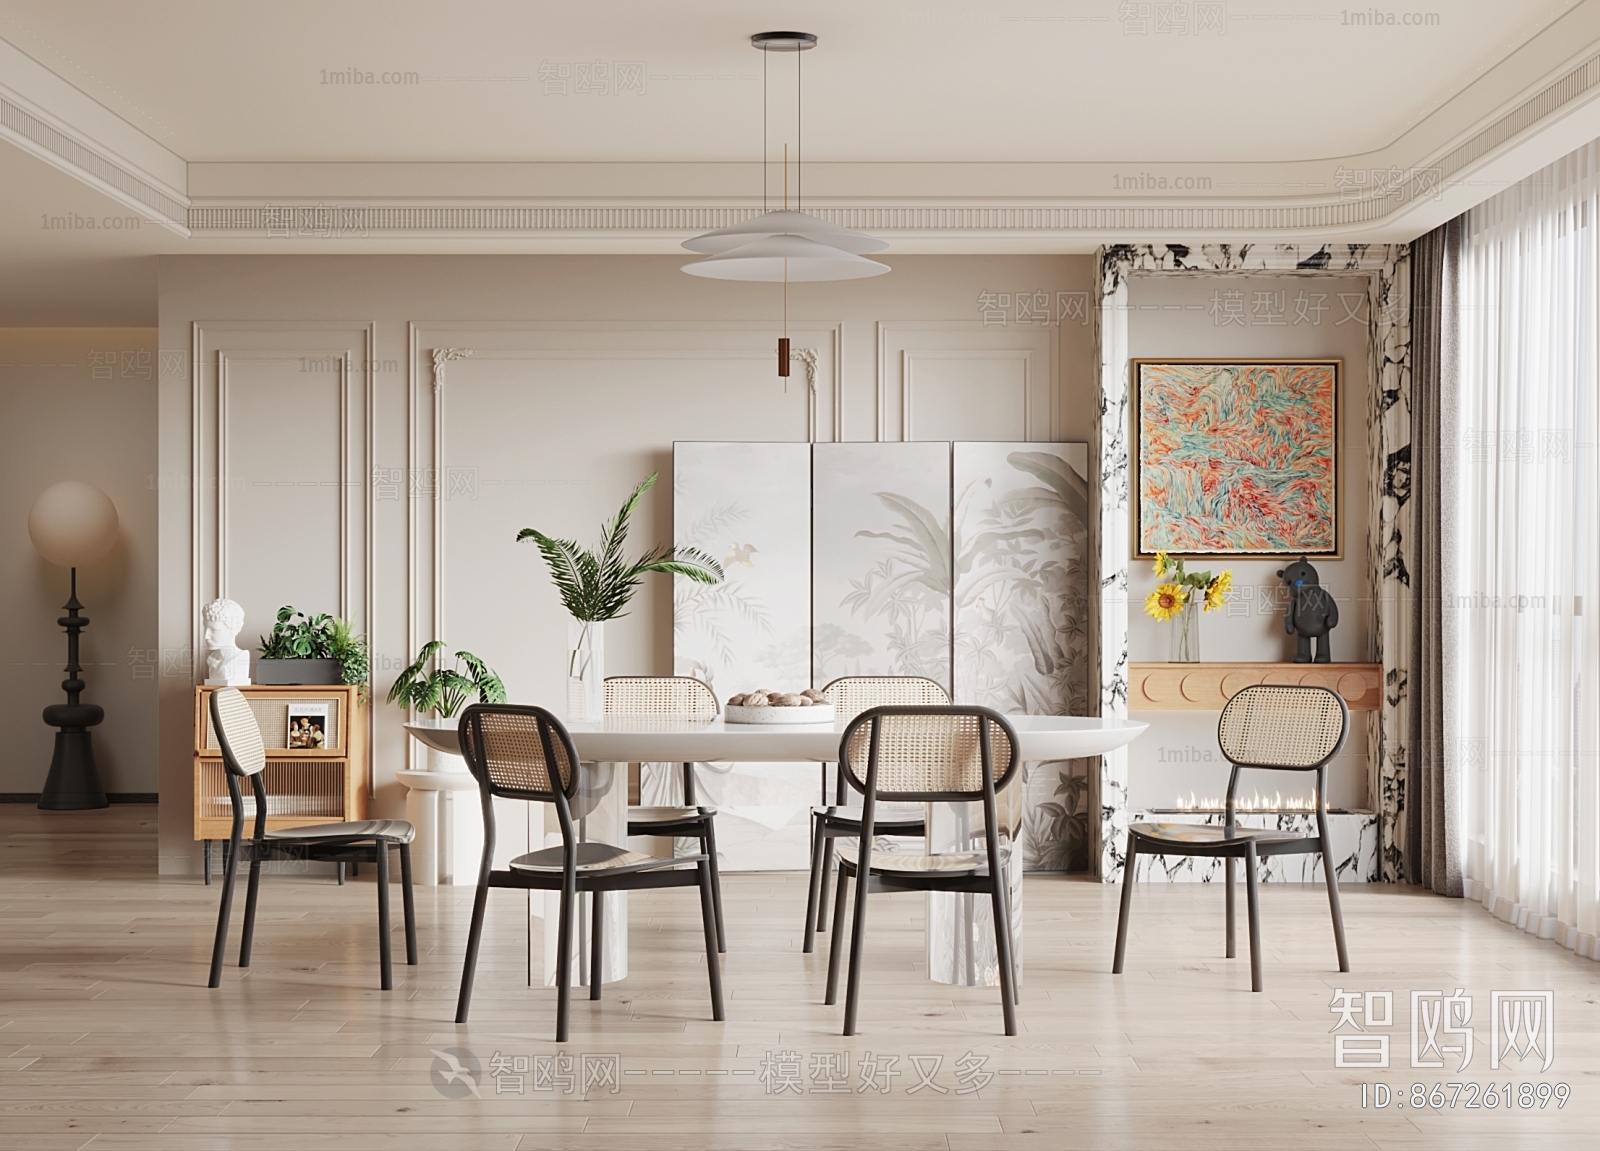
top-left (28, 481), bottom-right (121, 810)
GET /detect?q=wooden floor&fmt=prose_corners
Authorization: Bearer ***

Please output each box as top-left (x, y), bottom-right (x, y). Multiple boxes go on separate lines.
top-left (0, 806), bottom-right (1595, 1150)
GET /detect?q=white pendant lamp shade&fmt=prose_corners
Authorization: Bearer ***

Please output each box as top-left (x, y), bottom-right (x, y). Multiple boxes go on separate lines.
top-left (682, 232), bottom-right (890, 282)
top-left (28, 481), bottom-right (120, 568)
top-left (682, 209), bottom-right (888, 255)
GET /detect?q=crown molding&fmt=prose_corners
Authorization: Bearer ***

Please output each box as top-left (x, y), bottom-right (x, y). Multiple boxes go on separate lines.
top-left (177, 38), bottom-right (1600, 250)
top-left (0, 37), bottom-right (188, 233)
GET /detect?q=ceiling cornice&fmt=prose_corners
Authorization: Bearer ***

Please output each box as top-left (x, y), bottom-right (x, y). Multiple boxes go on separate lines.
top-left (9, 12), bottom-right (1600, 251)
top-left (0, 36), bottom-right (188, 233)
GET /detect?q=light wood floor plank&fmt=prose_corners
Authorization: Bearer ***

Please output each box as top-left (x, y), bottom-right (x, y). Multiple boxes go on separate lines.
top-left (0, 805), bottom-right (1595, 1150)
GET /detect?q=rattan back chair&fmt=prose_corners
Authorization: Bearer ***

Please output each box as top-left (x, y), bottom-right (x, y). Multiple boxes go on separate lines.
top-left (801, 676), bottom-right (950, 954)
top-left (825, 705), bottom-right (1021, 1036)
top-left (206, 688), bottom-right (417, 991)
top-left (603, 676), bottom-right (725, 952)
top-left (454, 703), bottom-right (724, 1042)
top-left (1112, 684), bottom-right (1352, 993)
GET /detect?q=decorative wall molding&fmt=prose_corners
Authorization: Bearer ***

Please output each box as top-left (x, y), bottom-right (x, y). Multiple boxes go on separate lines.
top-left (189, 322), bottom-right (375, 685)
top-left (876, 322), bottom-right (1051, 442)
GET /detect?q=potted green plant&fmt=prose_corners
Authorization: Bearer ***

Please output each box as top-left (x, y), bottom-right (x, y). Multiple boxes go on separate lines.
top-left (387, 640), bottom-right (506, 770)
top-left (517, 472), bottom-right (721, 720)
top-left (257, 606), bottom-right (370, 691)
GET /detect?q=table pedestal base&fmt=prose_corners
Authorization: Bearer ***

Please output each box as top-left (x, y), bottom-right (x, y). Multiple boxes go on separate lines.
top-left (534, 761), bottom-right (628, 988)
top-left (925, 768), bottom-right (1026, 988)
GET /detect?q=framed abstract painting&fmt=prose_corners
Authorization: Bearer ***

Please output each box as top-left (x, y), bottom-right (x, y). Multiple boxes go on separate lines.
top-left (1133, 359), bottom-right (1342, 558)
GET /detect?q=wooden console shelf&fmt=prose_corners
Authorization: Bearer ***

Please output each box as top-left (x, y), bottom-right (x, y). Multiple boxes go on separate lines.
top-left (192, 684), bottom-right (369, 844)
top-left (1128, 661), bottom-right (1383, 712)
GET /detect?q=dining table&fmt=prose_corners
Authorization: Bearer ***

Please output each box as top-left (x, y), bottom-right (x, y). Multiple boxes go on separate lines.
top-left (404, 712), bottom-right (1147, 991)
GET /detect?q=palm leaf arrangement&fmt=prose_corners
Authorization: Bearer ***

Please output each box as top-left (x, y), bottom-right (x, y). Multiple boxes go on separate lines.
top-left (518, 472), bottom-right (723, 624)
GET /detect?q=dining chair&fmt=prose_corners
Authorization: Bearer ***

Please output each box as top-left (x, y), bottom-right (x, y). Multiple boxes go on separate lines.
top-left (1111, 683), bottom-right (1352, 992)
top-left (604, 675), bottom-right (725, 952)
top-left (206, 687), bottom-right (418, 991)
top-left (802, 675), bottom-right (949, 953)
top-left (453, 703), bottom-right (724, 1042)
top-left (824, 704), bottom-right (1021, 1036)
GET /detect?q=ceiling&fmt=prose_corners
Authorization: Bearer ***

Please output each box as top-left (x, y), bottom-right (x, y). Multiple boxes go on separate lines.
top-left (4, 1), bottom-right (1600, 322)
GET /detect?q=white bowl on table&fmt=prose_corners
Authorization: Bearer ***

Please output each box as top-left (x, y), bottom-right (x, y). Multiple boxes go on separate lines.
top-left (723, 703), bottom-right (836, 725)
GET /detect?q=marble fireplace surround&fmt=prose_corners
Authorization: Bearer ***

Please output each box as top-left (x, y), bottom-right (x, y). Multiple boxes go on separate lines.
top-left (1093, 244), bottom-right (1411, 883)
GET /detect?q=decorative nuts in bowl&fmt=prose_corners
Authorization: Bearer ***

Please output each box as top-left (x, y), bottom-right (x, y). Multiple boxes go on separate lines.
top-left (724, 687), bottom-right (835, 725)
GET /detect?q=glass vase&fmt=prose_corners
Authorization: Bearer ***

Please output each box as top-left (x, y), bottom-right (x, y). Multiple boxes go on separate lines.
top-left (1170, 598), bottom-right (1201, 663)
top-left (566, 619), bottom-right (605, 722)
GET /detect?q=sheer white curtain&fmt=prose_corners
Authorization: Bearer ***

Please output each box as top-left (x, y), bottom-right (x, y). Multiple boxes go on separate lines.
top-left (1458, 139), bottom-right (1600, 959)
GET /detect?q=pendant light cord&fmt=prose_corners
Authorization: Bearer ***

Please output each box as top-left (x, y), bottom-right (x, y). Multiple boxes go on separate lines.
top-left (797, 42), bottom-right (802, 211)
top-left (762, 46), bottom-right (768, 213)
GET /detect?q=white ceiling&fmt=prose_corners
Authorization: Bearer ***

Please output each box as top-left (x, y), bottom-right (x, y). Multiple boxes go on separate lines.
top-left (4, 1), bottom-right (1600, 322)
top-left (0, 0), bottom-right (1577, 163)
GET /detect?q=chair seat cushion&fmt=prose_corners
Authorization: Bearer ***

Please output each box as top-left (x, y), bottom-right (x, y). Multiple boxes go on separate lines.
top-left (1129, 821), bottom-right (1309, 847)
top-left (509, 841), bottom-right (704, 875)
top-left (841, 842), bottom-right (1009, 876)
top-left (869, 850), bottom-right (994, 875)
top-left (267, 818), bottom-right (415, 843)
top-left (627, 805), bottom-right (714, 823)
top-left (812, 803), bottom-right (926, 827)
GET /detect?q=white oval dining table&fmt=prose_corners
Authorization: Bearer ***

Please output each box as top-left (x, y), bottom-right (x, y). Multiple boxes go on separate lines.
top-left (405, 714), bottom-right (1147, 990)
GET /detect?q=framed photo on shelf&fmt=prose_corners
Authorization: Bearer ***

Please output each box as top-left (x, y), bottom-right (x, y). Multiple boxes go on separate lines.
top-left (1132, 358), bottom-right (1342, 558)
top-left (285, 701), bottom-right (331, 750)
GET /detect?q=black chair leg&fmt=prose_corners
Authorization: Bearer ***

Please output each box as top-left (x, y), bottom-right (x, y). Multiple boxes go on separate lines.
top-left (590, 890), bottom-right (604, 1000)
top-left (399, 842), bottom-right (418, 965)
top-left (375, 843), bottom-right (393, 991)
top-left (816, 837), bottom-right (835, 932)
top-left (1225, 855), bottom-right (1236, 959)
top-left (1244, 841), bottom-right (1263, 992)
top-left (238, 844), bottom-right (264, 969)
top-left (204, 839), bottom-right (212, 886)
top-left (802, 815), bottom-right (829, 953)
top-left (842, 863), bottom-right (872, 1036)
top-left (682, 762), bottom-right (696, 805)
top-left (703, 819), bottom-right (726, 954)
top-left (555, 881), bottom-right (575, 1043)
top-left (1112, 834), bottom-right (1137, 975)
top-left (697, 859), bottom-right (726, 1021)
top-left (1319, 835), bottom-right (1351, 972)
top-left (208, 829), bottom-right (242, 988)
top-left (989, 867), bottom-right (1019, 1036)
top-left (454, 876), bottom-right (491, 1023)
top-left (823, 866), bottom-right (850, 1005)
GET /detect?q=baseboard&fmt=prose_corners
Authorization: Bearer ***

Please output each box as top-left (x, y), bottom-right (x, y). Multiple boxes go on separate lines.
top-left (0, 793), bottom-right (158, 804)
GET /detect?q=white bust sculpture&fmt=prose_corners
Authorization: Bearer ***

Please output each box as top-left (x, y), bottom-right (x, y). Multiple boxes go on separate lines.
top-left (202, 598), bottom-right (252, 686)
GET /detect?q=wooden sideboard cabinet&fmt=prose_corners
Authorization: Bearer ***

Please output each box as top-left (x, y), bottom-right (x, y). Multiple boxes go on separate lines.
top-left (1127, 661), bottom-right (1384, 712)
top-left (192, 684), bottom-right (369, 881)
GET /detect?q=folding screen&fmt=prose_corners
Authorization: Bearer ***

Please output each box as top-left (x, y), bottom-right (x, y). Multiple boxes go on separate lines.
top-left (812, 442), bottom-right (953, 691)
top-left (674, 440), bottom-right (1090, 872)
top-left (672, 442), bottom-right (815, 869)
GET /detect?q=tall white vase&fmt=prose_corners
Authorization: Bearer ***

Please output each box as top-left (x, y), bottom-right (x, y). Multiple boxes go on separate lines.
top-left (567, 619), bottom-right (605, 722)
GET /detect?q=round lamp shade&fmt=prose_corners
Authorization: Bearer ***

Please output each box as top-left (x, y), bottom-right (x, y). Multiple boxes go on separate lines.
top-left (681, 233), bottom-right (891, 282)
top-left (28, 482), bottom-right (120, 568)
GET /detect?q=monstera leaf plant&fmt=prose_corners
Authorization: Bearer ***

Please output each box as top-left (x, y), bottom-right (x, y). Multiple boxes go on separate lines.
top-left (387, 641), bottom-right (506, 719)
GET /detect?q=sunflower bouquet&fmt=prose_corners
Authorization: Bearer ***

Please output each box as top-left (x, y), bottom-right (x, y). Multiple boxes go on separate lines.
top-left (1144, 551), bottom-right (1233, 621)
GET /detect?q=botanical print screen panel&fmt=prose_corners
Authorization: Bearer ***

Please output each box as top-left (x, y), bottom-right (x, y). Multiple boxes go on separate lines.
top-left (812, 442), bottom-right (952, 692)
top-left (953, 443), bottom-right (1092, 871)
top-left (1135, 360), bottom-right (1341, 557)
top-left (673, 442), bottom-right (816, 870)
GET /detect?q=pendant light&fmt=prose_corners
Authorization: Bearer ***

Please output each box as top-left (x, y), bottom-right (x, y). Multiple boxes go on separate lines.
top-left (682, 31), bottom-right (889, 377)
